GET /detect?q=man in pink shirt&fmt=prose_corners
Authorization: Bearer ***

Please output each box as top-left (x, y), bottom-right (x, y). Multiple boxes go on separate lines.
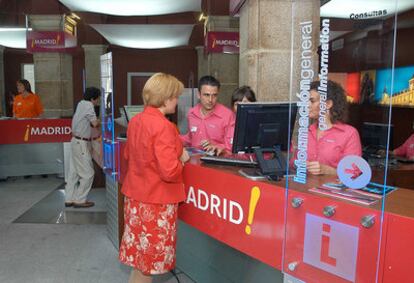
top-left (181, 76), bottom-right (234, 155)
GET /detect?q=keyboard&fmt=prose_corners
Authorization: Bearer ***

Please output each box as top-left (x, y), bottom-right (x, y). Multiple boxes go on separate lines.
top-left (200, 155), bottom-right (258, 167)
top-left (367, 157), bottom-right (397, 168)
top-left (394, 156), bottom-right (414, 163)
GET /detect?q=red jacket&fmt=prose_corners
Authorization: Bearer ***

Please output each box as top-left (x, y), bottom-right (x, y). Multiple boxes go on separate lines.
top-left (122, 106), bottom-right (185, 204)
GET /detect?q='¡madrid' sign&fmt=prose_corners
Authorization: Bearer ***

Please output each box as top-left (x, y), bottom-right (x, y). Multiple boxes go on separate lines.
top-left (26, 31), bottom-right (77, 53)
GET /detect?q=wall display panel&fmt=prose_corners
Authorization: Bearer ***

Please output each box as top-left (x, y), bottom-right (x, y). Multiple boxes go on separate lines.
top-left (283, 1), bottom-right (400, 282)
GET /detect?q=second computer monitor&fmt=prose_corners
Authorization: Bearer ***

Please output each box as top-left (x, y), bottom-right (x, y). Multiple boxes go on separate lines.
top-left (232, 102), bottom-right (298, 153)
top-left (361, 122), bottom-right (393, 152)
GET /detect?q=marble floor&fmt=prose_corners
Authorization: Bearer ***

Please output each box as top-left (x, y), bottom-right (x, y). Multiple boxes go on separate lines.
top-left (0, 176), bottom-right (195, 283)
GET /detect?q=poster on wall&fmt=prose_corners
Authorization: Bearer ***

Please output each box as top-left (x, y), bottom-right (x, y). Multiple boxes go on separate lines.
top-left (376, 65), bottom-right (414, 106)
top-left (328, 72), bottom-right (361, 103)
top-left (360, 70), bottom-right (376, 104)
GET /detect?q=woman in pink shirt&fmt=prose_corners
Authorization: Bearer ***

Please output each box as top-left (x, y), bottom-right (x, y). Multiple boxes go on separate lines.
top-left (222, 86), bottom-right (257, 153)
top-left (231, 86), bottom-right (257, 113)
top-left (294, 80), bottom-right (362, 175)
top-left (393, 132), bottom-right (414, 160)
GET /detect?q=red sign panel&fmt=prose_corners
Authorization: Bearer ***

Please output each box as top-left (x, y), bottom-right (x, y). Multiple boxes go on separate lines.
top-left (26, 31), bottom-right (77, 53)
top-left (179, 163), bottom-right (285, 269)
top-left (205, 31), bottom-right (239, 54)
top-left (0, 119), bottom-right (72, 144)
top-left (284, 191), bottom-right (383, 283)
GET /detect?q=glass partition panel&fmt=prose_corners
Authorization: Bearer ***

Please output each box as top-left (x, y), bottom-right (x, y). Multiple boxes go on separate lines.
top-left (100, 52), bottom-right (117, 179)
top-left (283, 1), bottom-right (401, 282)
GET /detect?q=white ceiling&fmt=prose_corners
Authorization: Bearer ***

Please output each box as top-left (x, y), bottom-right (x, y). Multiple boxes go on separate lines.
top-left (90, 24), bottom-right (194, 49)
top-left (59, 0), bottom-right (201, 16)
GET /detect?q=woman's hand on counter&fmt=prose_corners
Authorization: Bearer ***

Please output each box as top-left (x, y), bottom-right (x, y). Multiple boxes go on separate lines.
top-left (180, 148), bottom-right (190, 164)
top-left (306, 161), bottom-right (336, 175)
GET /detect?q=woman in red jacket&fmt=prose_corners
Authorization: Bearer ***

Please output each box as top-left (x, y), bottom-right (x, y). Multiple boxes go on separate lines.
top-left (119, 73), bottom-right (190, 283)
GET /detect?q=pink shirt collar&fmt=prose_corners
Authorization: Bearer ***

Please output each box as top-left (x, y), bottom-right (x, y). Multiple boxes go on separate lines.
top-left (190, 103), bottom-right (227, 119)
top-left (309, 122), bottom-right (347, 136)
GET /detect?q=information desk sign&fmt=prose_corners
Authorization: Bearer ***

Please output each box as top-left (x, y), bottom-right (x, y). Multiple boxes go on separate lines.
top-left (283, 1), bottom-right (399, 282)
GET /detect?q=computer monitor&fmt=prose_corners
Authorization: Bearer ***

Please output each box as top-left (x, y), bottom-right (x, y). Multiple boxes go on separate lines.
top-left (361, 122), bottom-right (393, 152)
top-left (232, 102), bottom-right (298, 153)
top-left (123, 105), bottom-right (145, 123)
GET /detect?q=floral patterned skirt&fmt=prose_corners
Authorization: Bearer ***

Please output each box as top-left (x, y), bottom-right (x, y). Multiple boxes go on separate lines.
top-left (119, 197), bottom-right (178, 275)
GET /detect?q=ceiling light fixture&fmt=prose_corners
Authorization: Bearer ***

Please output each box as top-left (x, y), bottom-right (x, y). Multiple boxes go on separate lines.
top-left (0, 27), bottom-right (32, 49)
top-left (70, 12), bottom-right (81, 20)
top-left (198, 12), bottom-right (207, 22)
top-left (90, 24), bottom-right (194, 49)
top-left (59, 0), bottom-right (201, 16)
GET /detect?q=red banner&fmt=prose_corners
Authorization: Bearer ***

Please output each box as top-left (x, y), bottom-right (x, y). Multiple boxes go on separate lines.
top-left (179, 163), bottom-right (285, 269)
top-left (26, 31), bottom-right (77, 53)
top-left (0, 119), bottom-right (72, 144)
top-left (205, 31), bottom-right (239, 54)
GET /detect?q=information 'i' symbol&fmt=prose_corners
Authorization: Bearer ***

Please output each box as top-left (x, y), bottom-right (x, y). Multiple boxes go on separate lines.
top-left (24, 125), bottom-right (30, 142)
top-left (245, 186), bottom-right (261, 235)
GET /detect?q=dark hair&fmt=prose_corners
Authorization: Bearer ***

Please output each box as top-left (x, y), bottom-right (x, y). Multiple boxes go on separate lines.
top-left (17, 79), bottom-right (32, 93)
top-left (84, 87), bottom-right (101, 101)
top-left (198, 75), bottom-right (220, 91)
top-left (310, 80), bottom-right (348, 123)
top-left (231, 86), bottom-right (257, 106)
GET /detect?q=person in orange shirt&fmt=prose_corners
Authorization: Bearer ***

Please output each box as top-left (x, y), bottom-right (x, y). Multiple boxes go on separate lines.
top-left (13, 79), bottom-right (43, 118)
top-left (118, 73), bottom-right (190, 283)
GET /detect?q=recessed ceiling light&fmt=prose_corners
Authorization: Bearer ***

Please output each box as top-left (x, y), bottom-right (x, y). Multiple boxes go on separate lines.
top-left (59, 0), bottom-right (201, 16)
top-left (0, 27), bottom-right (31, 49)
top-left (90, 24), bottom-right (194, 49)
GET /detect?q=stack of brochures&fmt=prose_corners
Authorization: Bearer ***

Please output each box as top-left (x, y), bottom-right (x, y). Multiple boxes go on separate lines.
top-left (185, 147), bottom-right (206, 156)
top-left (309, 181), bottom-right (397, 206)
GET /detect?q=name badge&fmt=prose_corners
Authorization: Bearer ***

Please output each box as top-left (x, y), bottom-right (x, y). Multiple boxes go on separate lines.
top-left (191, 126), bottom-right (197, 133)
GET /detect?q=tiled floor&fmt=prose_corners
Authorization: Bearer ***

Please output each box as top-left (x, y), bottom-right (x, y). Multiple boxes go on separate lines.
top-left (0, 176), bottom-right (195, 283)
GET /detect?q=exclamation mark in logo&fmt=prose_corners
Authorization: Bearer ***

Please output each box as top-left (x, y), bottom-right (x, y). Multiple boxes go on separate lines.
top-left (245, 186), bottom-right (261, 235)
top-left (24, 125), bottom-right (30, 142)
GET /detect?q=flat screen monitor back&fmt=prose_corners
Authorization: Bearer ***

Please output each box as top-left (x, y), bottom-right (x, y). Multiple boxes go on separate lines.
top-left (232, 102), bottom-right (298, 153)
top-left (123, 105), bottom-right (144, 123)
top-left (361, 122), bottom-right (393, 152)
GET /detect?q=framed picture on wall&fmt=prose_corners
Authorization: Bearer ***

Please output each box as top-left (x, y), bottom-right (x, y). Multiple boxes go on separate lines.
top-left (376, 65), bottom-right (414, 106)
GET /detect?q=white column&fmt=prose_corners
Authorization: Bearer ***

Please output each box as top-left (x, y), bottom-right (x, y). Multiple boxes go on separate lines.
top-left (82, 44), bottom-right (108, 89)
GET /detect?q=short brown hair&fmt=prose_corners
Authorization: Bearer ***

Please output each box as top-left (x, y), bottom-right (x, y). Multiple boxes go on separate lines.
top-left (142, 73), bottom-right (184, 107)
top-left (231, 86), bottom-right (257, 107)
